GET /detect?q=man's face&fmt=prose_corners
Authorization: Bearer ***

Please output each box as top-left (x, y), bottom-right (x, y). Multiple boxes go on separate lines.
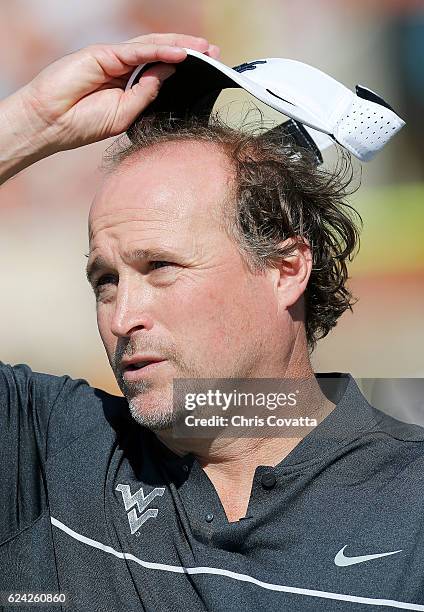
top-left (88, 141), bottom-right (288, 430)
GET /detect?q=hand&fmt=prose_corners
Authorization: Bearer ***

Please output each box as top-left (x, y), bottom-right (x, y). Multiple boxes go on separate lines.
top-left (14, 33), bottom-right (220, 154)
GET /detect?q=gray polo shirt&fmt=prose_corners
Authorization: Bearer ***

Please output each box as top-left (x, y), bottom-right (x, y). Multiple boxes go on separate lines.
top-left (1, 362), bottom-right (424, 611)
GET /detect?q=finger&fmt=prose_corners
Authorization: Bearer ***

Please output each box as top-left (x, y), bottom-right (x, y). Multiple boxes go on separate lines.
top-left (112, 63), bottom-right (176, 132)
top-left (205, 44), bottom-right (221, 60)
top-left (141, 62), bottom-right (176, 81)
top-left (46, 43), bottom-right (184, 109)
top-left (126, 33), bottom-right (210, 53)
top-left (94, 43), bottom-right (187, 78)
top-left (94, 77), bottom-right (130, 92)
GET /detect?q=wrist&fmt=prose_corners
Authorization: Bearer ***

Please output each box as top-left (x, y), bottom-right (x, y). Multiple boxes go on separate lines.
top-left (0, 89), bottom-right (58, 182)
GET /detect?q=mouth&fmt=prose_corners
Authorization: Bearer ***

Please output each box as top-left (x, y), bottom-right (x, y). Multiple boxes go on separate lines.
top-left (125, 360), bottom-right (157, 371)
top-left (122, 359), bottom-right (167, 380)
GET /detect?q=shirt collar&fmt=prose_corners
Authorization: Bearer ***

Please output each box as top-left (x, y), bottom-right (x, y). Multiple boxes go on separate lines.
top-left (146, 373), bottom-right (380, 473)
top-left (273, 372), bottom-right (382, 469)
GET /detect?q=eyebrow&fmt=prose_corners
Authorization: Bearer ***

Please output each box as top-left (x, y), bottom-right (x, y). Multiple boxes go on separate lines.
top-left (85, 248), bottom-right (179, 286)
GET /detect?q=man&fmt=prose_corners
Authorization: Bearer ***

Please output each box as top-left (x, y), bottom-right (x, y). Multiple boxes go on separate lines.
top-left (1, 34), bottom-right (424, 612)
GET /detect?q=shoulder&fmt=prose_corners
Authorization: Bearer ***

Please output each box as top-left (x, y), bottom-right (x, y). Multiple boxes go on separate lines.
top-left (360, 378), bottom-right (424, 445)
top-left (360, 379), bottom-right (424, 487)
top-left (45, 372), bottom-right (130, 458)
top-left (0, 361), bottom-right (130, 457)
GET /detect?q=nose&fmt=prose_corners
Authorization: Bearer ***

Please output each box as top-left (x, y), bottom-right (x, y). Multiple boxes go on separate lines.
top-left (110, 276), bottom-right (154, 338)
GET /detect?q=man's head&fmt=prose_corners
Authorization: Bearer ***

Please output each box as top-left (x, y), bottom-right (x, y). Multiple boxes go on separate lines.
top-left (87, 117), bottom-right (360, 430)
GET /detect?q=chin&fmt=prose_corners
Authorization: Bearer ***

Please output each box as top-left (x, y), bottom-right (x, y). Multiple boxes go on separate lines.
top-left (126, 388), bottom-right (177, 431)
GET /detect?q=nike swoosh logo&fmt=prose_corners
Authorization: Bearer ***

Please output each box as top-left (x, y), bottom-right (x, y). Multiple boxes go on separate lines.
top-left (334, 545), bottom-right (402, 567)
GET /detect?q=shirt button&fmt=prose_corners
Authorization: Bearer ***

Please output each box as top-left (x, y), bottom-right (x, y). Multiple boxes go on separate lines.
top-left (261, 473), bottom-right (277, 490)
top-left (182, 464), bottom-right (189, 473)
top-left (205, 513), bottom-right (214, 523)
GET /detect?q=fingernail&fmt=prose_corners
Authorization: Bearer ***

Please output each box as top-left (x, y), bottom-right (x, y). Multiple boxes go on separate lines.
top-left (208, 44), bottom-right (220, 56)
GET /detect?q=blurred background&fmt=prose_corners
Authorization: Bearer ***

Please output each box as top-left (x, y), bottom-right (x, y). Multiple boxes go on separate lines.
top-left (0, 0), bottom-right (423, 401)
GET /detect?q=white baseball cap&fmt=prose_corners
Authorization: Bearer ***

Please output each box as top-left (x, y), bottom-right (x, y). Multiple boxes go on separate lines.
top-left (126, 48), bottom-right (405, 164)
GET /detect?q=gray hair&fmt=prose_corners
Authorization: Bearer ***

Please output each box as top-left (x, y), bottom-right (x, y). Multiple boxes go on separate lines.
top-left (103, 114), bottom-right (362, 351)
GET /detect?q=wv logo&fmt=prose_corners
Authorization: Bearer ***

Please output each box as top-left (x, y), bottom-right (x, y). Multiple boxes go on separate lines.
top-left (116, 484), bottom-right (165, 534)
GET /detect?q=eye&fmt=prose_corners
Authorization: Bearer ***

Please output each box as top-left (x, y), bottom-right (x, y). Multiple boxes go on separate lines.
top-left (94, 274), bottom-right (117, 290)
top-left (150, 261), bottom-right (173, 270)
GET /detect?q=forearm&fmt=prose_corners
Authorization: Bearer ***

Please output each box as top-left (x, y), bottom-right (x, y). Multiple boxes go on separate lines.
top-left (0, 90), bottom-right (54, 185)
top-left (0, 36), bottom-right (217, 187)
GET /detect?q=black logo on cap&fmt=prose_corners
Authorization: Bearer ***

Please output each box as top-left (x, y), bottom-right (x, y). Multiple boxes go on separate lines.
top-left (233, 60), bottom-right (267, 74)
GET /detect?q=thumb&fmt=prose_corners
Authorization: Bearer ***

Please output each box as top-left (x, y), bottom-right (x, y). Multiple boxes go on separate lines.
top-left (114, 63), bottom-right (176, 133)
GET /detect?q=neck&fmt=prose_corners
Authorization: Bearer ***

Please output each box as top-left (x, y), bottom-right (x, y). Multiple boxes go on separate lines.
top-left (157, 375), bottom-right (334, 468)
top-left (157, 376), bottom-right (334, 523)
top-left (155, 330), bottom-right (336, 521)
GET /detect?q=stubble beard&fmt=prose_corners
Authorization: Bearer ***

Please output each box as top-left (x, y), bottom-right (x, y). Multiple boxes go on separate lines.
top-left (113, 343), bottom-right (263, 432)
top-left (114, 353), bottom-right (209, 432)
top-left (125, 378), bottom-right (185, 431)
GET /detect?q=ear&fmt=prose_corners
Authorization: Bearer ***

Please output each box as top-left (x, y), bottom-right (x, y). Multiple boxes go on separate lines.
top-left (270, 238), bottom-right (312, 310)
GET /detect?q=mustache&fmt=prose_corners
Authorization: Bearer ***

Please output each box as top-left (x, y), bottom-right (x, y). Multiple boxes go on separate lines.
top-left (111, 338), bottom-right (175, 372)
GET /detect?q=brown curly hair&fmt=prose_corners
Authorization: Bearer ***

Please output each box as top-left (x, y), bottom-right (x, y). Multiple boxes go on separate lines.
top-left (104, 114), bottom-right (362, 352)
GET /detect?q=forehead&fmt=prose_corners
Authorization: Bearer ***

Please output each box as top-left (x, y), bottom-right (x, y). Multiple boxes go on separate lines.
top-left (89, 140), bottom-right (233, 246)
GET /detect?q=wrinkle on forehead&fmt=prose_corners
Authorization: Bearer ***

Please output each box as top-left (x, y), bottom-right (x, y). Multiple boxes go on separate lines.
top-left (88, 207), bottom-right (180, 245)
top-left (89, 140), bottom-right (234, 245)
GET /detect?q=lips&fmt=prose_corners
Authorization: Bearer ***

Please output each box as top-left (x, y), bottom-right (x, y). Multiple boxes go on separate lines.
top-left (125, 360), bottom-right (157, 371)
top-left (121, 356), bottom-right (163, 370)
top-left (122, 359), bottom-right (167, 381)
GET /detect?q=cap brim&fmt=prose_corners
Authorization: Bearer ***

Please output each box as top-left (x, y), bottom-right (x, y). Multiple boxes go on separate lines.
top-left (126, 48), bottom-right (405, 162)
top-left (126, 48), bottom-right (330, 133)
